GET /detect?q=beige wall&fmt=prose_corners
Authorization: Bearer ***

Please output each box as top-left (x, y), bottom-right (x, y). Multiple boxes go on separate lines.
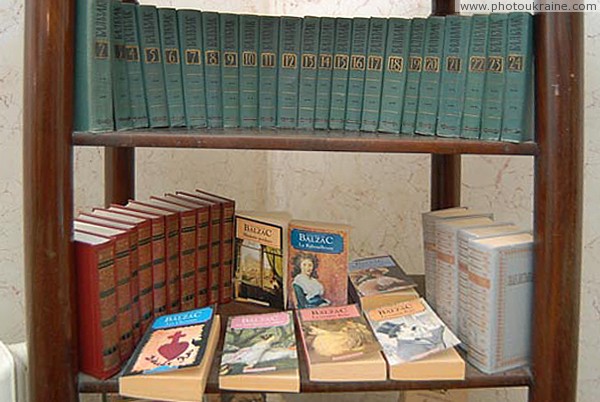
top-left (0, 1), bottom-right (597, 401)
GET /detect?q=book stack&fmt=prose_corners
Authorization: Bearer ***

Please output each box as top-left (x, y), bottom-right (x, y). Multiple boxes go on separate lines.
top-left (75, 0), bottom-right (534, 143)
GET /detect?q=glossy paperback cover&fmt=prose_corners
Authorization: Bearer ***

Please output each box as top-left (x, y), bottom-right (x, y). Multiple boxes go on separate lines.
top-left (349, 255), bottom-right (417, 297)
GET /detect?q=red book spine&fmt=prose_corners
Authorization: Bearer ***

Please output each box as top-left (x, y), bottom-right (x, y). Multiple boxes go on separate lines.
top-left (207, 206), bottom-right (221, 304)
top-left (164, 214), bottom-right (181, 313)
top-left (220, 202), bottom-right (235, 303)
top-left (148, 218), bottom-right (167, 317)
top-left (135, 222), bottom-right (155, 332)
top-left (112, 234), bottom-right (134, 361)
top-left (126, 228), bottom-right (141, 344)
top-left (196, 206), bottom-right (210, 307)
top-left (177, 210), bottom-right (198, 311)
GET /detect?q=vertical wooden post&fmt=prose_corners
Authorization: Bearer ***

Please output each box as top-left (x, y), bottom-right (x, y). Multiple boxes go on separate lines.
top-left (23, 0), bottom-right (78, 401)
top-left (105, 147), bottom-right (135, 206)
top-left (531, 12), bottom-right (583, 402)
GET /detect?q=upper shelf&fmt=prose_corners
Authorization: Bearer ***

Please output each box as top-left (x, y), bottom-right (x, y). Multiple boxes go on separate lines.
top-left (73, 129), bottom-right (538, 155)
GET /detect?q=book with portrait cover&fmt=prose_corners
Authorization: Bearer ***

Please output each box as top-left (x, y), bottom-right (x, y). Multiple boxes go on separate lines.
top-left (287, 220), bottom-right (350, 310)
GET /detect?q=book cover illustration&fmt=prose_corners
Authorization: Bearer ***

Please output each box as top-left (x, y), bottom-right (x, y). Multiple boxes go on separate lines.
top-left (298, 304), bottom-right (381, 364)
top-left (220, 311), bottom-right (298, 376)
top-left (367, 298), bottom-right (460, 365)
top-left (349, 255), bottom-right (417, 297)
top-left (121, 306), bottom-right (215, 375)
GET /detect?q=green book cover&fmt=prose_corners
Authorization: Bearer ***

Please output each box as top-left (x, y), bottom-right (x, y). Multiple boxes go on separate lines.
top-left (258, 16), bottom-right (279, 128)
top-left (481, 13), bottom-right (508, 141)
top-left (329, 18), bottom-right (352, 130)
top-left (415, 16), bottom-right (445, 136)
top-left (158, 8), bottom-right (185, 127)
top-left (202, 12), bottom-right (223, 128)
top-left (240, 14), bottom-right (260, 128)
top-left (111, 1), bottom-right (132, 131)
top-left (221, 14), bottom-right (240, 128)
top-left (178, 9), bottom-right (208, 128)
top-left (298, 16), bottom-right (321, 129)
top-left (400, 17), bottom-right (426, 134)
top-left (277, 16), bottom-right (302, 128)
top-left (461, 14), bottom-right (489, 139)
top-left (378, 18), bottom-right (411, 134)
top-left (136, 5), bottom-right (169, 128)
top-left (501, 12), bottom-right (533, 143)
top-left (344, 17), bottom-right (369, 131)
top-left (436, 15), bottom-right (471, 138)
top-left (74, 0), bottom-right (113, 132)
top-left (360, 17), bottom-right (387, 132)
top-left (122, 3), bottom-right (148, 129)
top-left (314, 17), bottom-right (335, 130)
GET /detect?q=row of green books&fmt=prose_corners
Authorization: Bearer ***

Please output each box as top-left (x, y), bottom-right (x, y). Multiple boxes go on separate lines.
top-left (75, 0), bottom-right (533, 142)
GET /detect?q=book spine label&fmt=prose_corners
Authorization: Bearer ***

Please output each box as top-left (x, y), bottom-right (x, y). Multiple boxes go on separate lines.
top-left (158, 8), bottom-right (185, 127)
top-left (277, 17), bottom-right (302, 128)
top-left (400, 17), bottom-right (426, 134)
top-left (461, 15), bottom-right (489, 139)
top-left (111, 2), bottom-right (133, 131)
top-left (297, 16), bottom-right (321, 129)
top-left (436, 15), bottom-right (471, 138)
top-left (202, 12), bottom-right (223, 128)
top-left (122, 3), bottom-right (149, 128)
top-left (221, 14), bottom-right (241, 128)
top-left (150, 220), bottom-right (167, 317)
top-left (136, 224), bottom-right (154, 332)
top-left (178, 213), bottom-right (198, 311)
top-left (220, 204), bottom-right (235, 303)
top-left (329, 18), bottom-right (352, 130)
top-left (258, 16), bottom-right (279, 128)
top-left (481, 14), bottom-right (508, 141)
top-left (240, 15), bottom-right (260, 128)
top-left (74, 0), bottom-right (113, 132)
top-left (360, 18), bottom-right (387, 132)
top-left (113, 237), bottom-right (134, 361)
top-left (178, 10), bottom-right (208, 128)
top-left (314, 17), bottom-right (335, 130)
top-left (165, 216), bottom-right (181, 313)
top-left (378, 18), bottom-right (410, 133)
top-left (136, 5), bottom-right (169, 128)
top-left (501, 12), bottom-right (533, 143)
top-left (344, 17), bottom-right (369, 131)
top-left (208, 208), bottom-right (222, 304)
top-left (196, 208), bottom-right (210, 306)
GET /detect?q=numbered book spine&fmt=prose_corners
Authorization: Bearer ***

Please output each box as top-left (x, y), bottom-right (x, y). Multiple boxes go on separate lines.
top-left (298, 16), bottom-right (321, 129)
top-left (122, 3), bottom-right (148, 128)
top-left (400, 17), bottom-right (426, 134)
top-left (178, 9), bottom-right (207, 128)
top-left (461, 14), bottom-right (489, 139)
top-left (202, 12), bottom-right (223, 128)
top-left (436, 15), bottom-right (471, 138)
top-left (111, 2), bottom-right (132, 131)
top-left (378, 18), bottom-right (410, 134)
top-left (136, 5), bottom-right (169, 128)
top-left (480, 13), bottom-right (508, 141)
top-left (74, 0), bottom-right (113, 132)
top-left (314, 17), bottom-right (335, 130)
top-left (258, 16), bottom-right (279, 128)
top-left (329, 18), bottom-right (352, 130)
top-left (240, 14), bottom-right (260, 128)
top-left (360, 17), bottom-right (387, 132)
top-left (344, 17), bottom-right (369, 131)
top-left (501, 12), bottom-right (533, 143)
top-left (277, 17), bottom-right (302, 128)
top-left (221, 14), bottom-right (240, 128)
top-left (158, 8), bottom-right (185, 127)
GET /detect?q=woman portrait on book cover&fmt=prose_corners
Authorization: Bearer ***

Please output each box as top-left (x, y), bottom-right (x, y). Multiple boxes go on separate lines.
top-left (291, 252), bottom-right (331, 309)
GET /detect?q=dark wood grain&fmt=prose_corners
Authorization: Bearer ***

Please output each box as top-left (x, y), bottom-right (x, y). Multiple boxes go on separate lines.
top-left (105, 147), bottom-right (135, 206)
top-left (530, 12), bottom-right (583, 402)
top-left (23, 0), bottom-right (77, 401)
top-left (431, 0), bottom-right (456, 15)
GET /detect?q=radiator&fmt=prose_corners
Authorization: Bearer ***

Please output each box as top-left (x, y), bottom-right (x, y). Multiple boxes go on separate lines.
top-left (0, 342), bottom-right (28, 402)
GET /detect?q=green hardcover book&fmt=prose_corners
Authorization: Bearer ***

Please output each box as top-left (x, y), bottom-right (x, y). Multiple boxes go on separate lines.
top-left (221, 14), bottom-right (240, 128)
top-left (461, 14), bottom-right (489, 139)
top-left (258, 16), bottom-right (279, 128)
top-left (344, 17), bottom-right (369, 131)
top-left (74, 0), bottom-right (113, 132)
top-left (481, 13), bottom-right (508, 141)
top-left (415, 16), bottom-right (445, 136)
top-left (277, 16), bottom-right (302, 128)
top-left (314, 17), bottom-right (335, 130)
top-left (501, 12), bottom-right (533, 143)
top-left (136, 5), bottom-right (169, 128)
top-left (111, 1), bottom-right (132, 131)
top-left (203, 12), bottom-right (223, 128)
top-left (158, 8), bottom-right (185, 127)
top-left (360, 17), bottom-right (387, 132)
top-left (240, 14), bottom-right (259, 128)
top-left (298, 16), bottom-right (321, 129)
top-left (329, 18), bottom-right (352, 130)
top-left (178, 9), bottom-right (207, 128)
top-left (400, 17), bottom-right (426, 134)
top-left (436, 15), bottom-right (471, 138)
top-left (378, 18), bottom-right (411, 134)
top-left (122, 3), bottom-right (148, 129)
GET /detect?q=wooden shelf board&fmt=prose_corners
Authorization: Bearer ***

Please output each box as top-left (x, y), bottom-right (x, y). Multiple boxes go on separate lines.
top-left (73, 129), bottom-right (538, 155)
